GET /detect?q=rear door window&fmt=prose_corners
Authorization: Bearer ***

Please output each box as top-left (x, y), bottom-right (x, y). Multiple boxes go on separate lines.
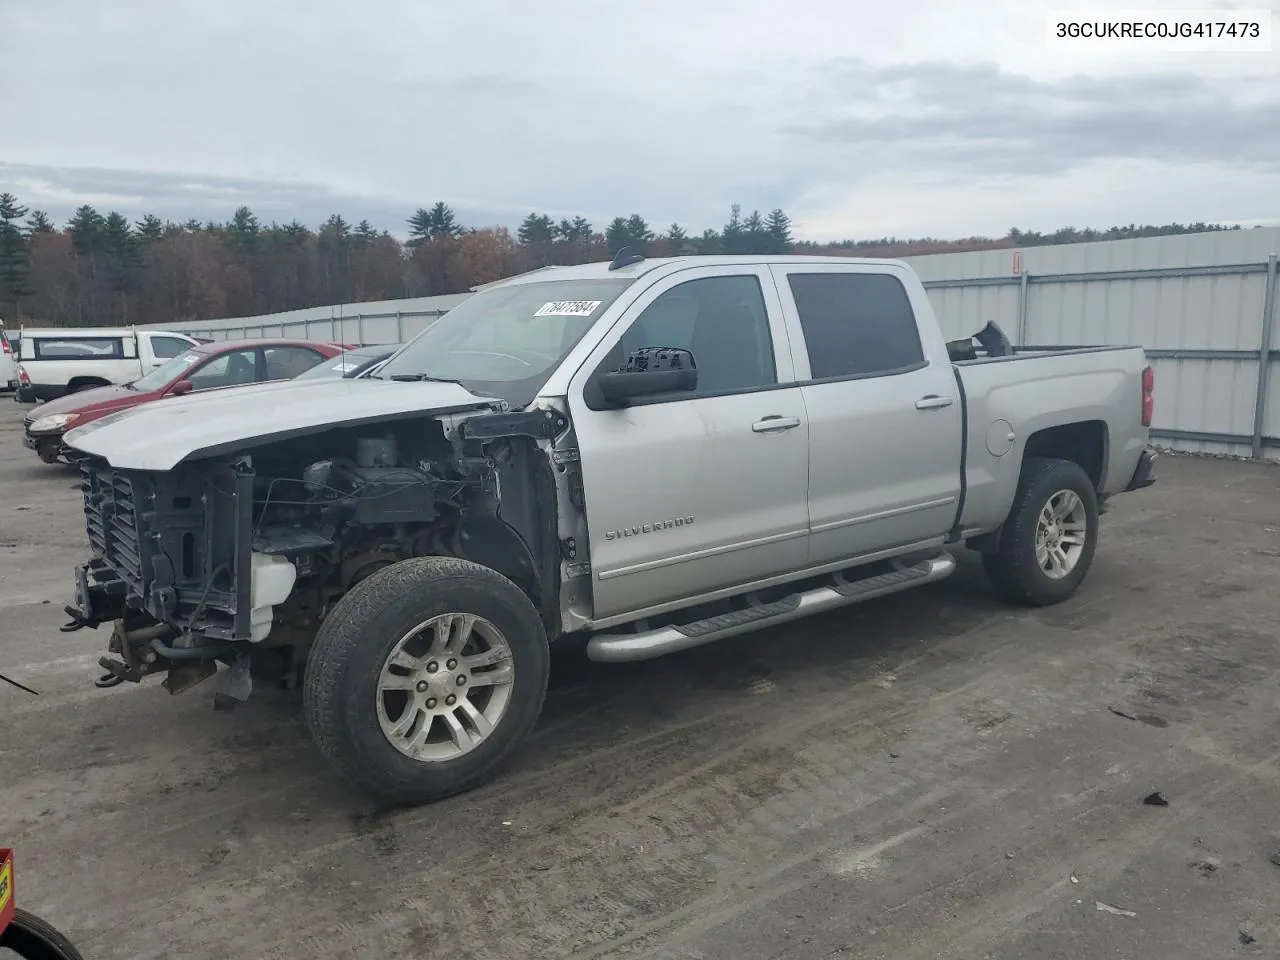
top-left (786, 273), bottom-right (925, 380)
top-left (263, 346), bottom-right (327, 379)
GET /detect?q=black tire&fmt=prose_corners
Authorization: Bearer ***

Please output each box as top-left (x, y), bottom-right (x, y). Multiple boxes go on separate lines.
top-left (303, 556), bottom-right (550, 806)
top-left (982, 457), bottom-right (1100, 607)
top-left (0, 907), bottom-right (86, 960)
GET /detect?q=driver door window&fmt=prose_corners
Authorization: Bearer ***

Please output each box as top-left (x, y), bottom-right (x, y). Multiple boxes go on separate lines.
top-left (186, 349), bottom-right (260, 391)
top-left (602, 275), bottom-right (778, 399)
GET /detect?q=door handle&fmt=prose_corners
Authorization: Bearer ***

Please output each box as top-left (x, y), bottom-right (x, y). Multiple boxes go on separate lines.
top-left (752, 415), bottom-right (802, 433)
top-left (915, 395), bottom-right (955, 410)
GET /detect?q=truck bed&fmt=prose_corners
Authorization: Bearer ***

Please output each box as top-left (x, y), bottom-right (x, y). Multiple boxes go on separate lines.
top-left (952, 343), bottom-right (1150, 536)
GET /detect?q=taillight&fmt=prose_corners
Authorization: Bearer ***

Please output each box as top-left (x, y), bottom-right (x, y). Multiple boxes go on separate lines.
top-left (1, 336), bottom-right (10, 355)
top-left (18, 365), bottom-right (30, 386)
top-left (1141, 365), bottom-right (1154, 427)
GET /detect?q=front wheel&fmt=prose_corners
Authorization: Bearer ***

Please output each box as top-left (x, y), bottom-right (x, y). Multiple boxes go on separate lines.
top-left (982, 457), bottom-right (1100, 606)
top-left (303, 557), bottom-right (550, 806)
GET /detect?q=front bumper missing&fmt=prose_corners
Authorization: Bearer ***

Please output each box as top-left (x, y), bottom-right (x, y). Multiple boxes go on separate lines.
top-left (70, 560), bottom-right (243, 700)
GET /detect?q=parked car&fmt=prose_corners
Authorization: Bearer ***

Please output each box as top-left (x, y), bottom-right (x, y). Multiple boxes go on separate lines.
top-left (14, 327), bottom-right (203, 403)
top-left (0, 329), bottom-right (17, 393)
top-left (22, 338), bottom-right (345, 463)
top-left (61, 252), bottom-right (1157, 806)
top-left (294, 343), bottom-right (404, 381)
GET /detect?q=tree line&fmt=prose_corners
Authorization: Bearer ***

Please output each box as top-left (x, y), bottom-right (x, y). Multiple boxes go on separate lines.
top-left (0, 191), bottom-right (1248, 328)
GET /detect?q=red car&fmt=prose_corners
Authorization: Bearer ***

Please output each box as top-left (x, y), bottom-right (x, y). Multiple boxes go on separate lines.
top-left (22, 338), bottom-right (345, 464)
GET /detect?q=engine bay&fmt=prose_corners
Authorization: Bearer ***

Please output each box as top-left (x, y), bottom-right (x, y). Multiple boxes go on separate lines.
top-left (73, 409), bottom-right (566, 694)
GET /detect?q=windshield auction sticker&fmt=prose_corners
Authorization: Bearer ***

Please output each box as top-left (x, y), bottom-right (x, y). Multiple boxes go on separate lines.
top-left (533, 300), bottom-right (602, 317)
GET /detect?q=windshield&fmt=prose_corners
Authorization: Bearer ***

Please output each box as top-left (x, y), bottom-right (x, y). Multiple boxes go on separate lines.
top-left (130, 350), bottom-right (205, 391)
top-left (375, 277), bottom-right (635, 407)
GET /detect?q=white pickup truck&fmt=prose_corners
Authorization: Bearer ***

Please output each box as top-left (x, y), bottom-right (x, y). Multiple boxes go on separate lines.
top-left (15, 327), bottom-right (201, 402)
top-left (61, 253), bottom-right (1157, 806)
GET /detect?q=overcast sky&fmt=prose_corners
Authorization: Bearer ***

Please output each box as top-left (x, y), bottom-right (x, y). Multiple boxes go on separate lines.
top-left (1, 0), bottom-right (1276, 242)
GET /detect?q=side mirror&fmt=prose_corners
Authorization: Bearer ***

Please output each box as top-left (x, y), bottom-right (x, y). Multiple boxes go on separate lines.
top-left (169, 379), bottom-right (193, 396)
top-left (598, 347), bottom-right (697, 407)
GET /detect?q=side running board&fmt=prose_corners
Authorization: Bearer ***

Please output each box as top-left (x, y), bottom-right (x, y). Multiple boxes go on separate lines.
top-left (585, 552), bottom-right (956, 663)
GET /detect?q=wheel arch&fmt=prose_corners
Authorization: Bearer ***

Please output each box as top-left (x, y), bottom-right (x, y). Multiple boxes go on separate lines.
top-left (968, 422), bottom-right (1108, 555)
top-left (65, 375), bottom-right (112, 394)
top-left (1022, 419), bottom-right (1109, 491)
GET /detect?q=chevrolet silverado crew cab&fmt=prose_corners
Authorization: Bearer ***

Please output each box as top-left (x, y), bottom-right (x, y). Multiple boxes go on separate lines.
top-left (60, 252), bottom-right (1157, 806)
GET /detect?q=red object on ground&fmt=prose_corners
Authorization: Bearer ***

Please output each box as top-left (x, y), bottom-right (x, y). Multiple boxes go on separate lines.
top-left (0, 848), bottom-right (14, 936)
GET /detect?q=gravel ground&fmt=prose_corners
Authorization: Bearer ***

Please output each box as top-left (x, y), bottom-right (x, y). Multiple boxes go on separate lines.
top-left (1, 399), bottom-right (1278, 960)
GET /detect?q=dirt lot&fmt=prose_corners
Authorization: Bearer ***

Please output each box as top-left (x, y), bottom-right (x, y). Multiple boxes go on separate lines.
top-left (1, 400), bottom-right (1278, 960)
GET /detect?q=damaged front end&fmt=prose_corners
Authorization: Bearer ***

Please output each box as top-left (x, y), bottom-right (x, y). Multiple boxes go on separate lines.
top-left (65, 407), bottom-right (568, 710)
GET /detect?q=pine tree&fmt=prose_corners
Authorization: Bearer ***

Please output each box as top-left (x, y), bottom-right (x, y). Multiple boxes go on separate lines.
top-left (742, 209), bottom-right (766, 253)
top-left (406, 207), bottom-right (433, 247)
top-left (25, 209), bottom-right (53, 235)
top-left (764, 209), bottom-right (793, 253)
top-left (427, 202), bottom-right (461, 240)
top-left (67, 205), bottom-right (107, 321)
top-left (102, 212), bottom-right (141, 321)
top-left (135, 214), bottom-right (164, 244)
top-left (721, 203), bottom-right (746, 254)
top-left (605, 217), bottom-right (630, 254)
top-left (517, 212), bottom-right (556, 245)
top-left (354, 219), bottom-right (380, 244)
top-left (227, 206), bottom-right (260, 256)
top-left (605, 215), bottom-right (653, 255)
top-left (0, 192), bottom-right (31, 317)
top-left (67, 205), bottom-right (106, 255)
top-left (624, 214), bottom-right (653, 254)
top-left (409, 203), bottom-right (462, 245)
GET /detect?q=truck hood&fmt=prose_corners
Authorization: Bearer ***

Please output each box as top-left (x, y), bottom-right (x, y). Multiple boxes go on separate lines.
top-left (62, 377), bottom-right (505, 471)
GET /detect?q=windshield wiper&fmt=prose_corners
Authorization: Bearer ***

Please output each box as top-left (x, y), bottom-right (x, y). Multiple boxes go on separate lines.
top-left (388, 373), bottom-right (465, 385)
top-left (385, 372), bottom-right (498, 399)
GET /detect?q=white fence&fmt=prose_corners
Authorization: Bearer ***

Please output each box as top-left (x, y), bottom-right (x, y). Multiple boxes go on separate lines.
top-left (151, 228), bottom-right (1280, 461)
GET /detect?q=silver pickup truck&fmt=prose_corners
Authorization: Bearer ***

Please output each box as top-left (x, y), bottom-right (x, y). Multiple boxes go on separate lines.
top-left (61, 252), bottom-right (1157, 805)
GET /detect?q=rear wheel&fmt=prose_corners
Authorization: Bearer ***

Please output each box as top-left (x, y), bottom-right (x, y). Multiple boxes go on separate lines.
top-left (982, 457), bottom-right (1099, 606)
top-left (303, 557), bottom-right (550, 806)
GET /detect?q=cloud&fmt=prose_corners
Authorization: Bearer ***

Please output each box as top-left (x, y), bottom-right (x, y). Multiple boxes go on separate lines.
top-left (783, 61), bottom-right (1280, 177)
top-left (1, 0), bottom-right (1276, 243)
